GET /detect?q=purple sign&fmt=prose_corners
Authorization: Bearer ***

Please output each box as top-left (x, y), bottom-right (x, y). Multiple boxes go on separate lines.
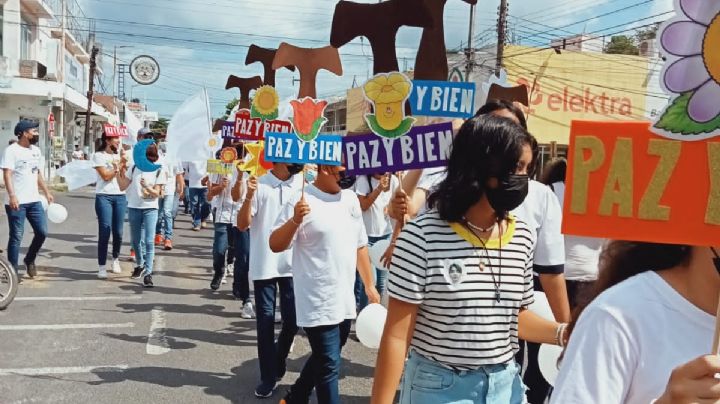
top-left (342, 122), bottom-right (454, 175)
top-left (220, 121), bottom-right (235, 139)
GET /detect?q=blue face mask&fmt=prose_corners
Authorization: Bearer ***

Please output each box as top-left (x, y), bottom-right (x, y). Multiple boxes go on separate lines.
top-left (304, 170), bottom-right (317, 183)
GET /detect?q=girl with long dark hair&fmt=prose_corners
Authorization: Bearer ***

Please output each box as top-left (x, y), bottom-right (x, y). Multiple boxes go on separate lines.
top-left (92, 132), bottom-right (126, 279)
top-left (551, 242), bottom-right (720, 402)
top-left (372, 115), bottom-right (567, 404)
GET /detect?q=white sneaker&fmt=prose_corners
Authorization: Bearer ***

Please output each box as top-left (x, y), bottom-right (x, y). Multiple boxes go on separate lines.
top-left (221, 274), bottom-right (227, 284)
top-left (225, 264), bottom-right (233, 277)
top-left (111, 259), bottom-right (122, 274)
top-left (240, 302), bottom-right (255, 319)
top-left (98, 266), bottom-right (108, 279)
top-left (274, 311), bottom-right (282, 324)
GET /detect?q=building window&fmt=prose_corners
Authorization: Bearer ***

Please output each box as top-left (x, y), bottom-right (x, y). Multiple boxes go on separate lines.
top-left (20, 16), bottom-right (33, 60)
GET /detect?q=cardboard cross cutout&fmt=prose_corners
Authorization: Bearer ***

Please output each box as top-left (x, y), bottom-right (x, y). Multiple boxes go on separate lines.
top-left (245, 44), bottom-right (296, 88)
top-left (225, 75), bottom-right (263, 109)
top-left (652, 0), bottom-right (720, 141)
top-left (486, 83), bottom-right (530, 107)
top-left (330, 0), bottom-right (434, 75)
top-left (363, 72), bottom-right (415, 138)
top-left (414, 0), bottom-right (477, 81)
top-left (272, 43), bottom-right (343, 99)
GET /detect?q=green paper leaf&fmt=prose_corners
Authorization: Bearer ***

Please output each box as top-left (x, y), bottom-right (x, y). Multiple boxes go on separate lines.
top-left (365, 115), bottom-right (416, 139)
top-left (655, 92), bottom-right (720, 135)
top-left (250, 103), bottom-right (279, 121)
top-left (294, 117), bottom-right (327, 142)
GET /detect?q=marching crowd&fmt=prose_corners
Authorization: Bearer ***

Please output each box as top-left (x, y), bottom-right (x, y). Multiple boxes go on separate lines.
top-left (2, 99), bottom-right (720, 403)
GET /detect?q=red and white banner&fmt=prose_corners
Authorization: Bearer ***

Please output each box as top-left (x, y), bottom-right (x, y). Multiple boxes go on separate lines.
top-left (103, 123), bottom-right (126, 137)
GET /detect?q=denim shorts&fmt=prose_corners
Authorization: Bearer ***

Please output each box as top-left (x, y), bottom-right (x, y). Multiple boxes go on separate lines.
top-left (399, 350), bottom-right (527, 404)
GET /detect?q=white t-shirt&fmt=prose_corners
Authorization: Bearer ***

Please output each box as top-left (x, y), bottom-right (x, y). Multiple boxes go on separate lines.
top-left (209, 171), bottom-right (242, 224)
top-left (551, 181), bottom-right (604, 281)
top-left (72, 150), bottom-right (84, 160)
top-left (184, 160), bottom-right (207, 188)
top-left (273, 185), bottom-right (368, 328)
top-left (125, 164), bottom-right (167, 209)
top-left (511, 180), bottom-right (565, 273)
top-left (1, 143), bottom-right (43, 205)
top-left (249, 172), bottom-right (304, 281)
top-left (552, 271), bottom-right (714, 404)
top-left (354, 175), bottom-right (398, 237)
top-left (161, 159), bottom-right (183, 196)
top-left (92, 152), bottom-right (124, 195)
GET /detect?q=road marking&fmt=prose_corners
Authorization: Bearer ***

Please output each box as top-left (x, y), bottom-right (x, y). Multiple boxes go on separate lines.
top-left (15, 296), bottom-right (142, 301)
top-left (0, 365), bottom-right (128, 376)
top-left (0, 323), bottom-right (135, 331)
top-left (146, 308), bottom-right (170, 355)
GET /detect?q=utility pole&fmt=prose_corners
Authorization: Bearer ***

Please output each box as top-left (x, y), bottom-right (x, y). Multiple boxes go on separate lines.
top-left (84, 46), bottom-right (99, 145)
top-left (496, 0), bottom-right (509, 76)
top-left (464, 3), bottom-right (476, 82)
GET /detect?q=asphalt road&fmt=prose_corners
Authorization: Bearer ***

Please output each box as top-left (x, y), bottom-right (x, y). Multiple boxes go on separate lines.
top-left (0, 190), bottom-right (377, 403)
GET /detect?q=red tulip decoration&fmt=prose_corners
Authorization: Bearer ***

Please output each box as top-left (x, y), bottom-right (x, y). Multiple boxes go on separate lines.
top-left (289, 97), bottom-right (329, 142)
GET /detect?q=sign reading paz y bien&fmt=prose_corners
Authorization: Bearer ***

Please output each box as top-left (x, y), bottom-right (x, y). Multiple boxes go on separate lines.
top-left (409, 80), bottom-right (475, 119)
top-left (233, 109), bottom-right (292, 141)
top-left (342, 122), bottom-right (454, 176)
top-left (264, 132), bottom-right (342, 166)
top-left (563, 120), bottom-right (720, 247)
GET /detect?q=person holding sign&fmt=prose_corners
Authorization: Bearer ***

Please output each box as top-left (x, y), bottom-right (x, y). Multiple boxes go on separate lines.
top-left (372, 115), bottom-right (567, 404)
top-left (270, 165), bottom-right (379, 404)
top-left (551, 243), bottom-right (720, 403)
top-left (92, 131), bottom-right (127, 279)
top-left (236, 162), bottom-right (304, 398)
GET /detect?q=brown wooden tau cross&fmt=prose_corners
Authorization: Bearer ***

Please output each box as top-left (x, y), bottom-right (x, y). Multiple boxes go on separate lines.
top-left (245, 44), bottom-right (296, 87)
top-left (272, 43), bottom-right (343, 99)
top-left (225, 75), bottom-right (263, 109)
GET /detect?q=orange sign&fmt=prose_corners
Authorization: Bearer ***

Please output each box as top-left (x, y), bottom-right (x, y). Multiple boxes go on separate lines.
top-left (563, 120), bottom-right (720, 247)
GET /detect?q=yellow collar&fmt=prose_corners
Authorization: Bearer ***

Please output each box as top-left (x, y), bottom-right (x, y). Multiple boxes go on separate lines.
top-left (449, 215), bottom-right (516, 249)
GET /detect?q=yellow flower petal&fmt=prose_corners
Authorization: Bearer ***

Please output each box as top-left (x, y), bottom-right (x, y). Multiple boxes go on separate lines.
top-left (375, 89), bottom-right (405, 104)
top-left (365, 88), bottom-right (382, 101)
top-left (387, 73), bottom-right (407, 85)
top-left (391, 81), bottom-right (411, 97)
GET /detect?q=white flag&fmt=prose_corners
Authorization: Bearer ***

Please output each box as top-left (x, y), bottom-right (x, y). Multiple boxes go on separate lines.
top-left (124, 103), bottom-right (143, 147)
top-left (56, 160), bottom-right (97, 191)
top-left (166, 88), bottom-right (214, 163)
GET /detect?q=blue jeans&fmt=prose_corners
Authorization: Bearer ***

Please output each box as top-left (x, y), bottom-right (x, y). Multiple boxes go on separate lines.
top-left (5, 201), bottom-right (48, 271)
top-left (128, 208), bottom-right (158, 274)
top-left (254, 277), bottom-right (298, 384)
top-left (212, 223), bottom-right (250, 301)
top-left (354, 234), bottom-right (390, 311)
top-left (287, 320), bottom-right (352, 404)
top-left (399, 350), bottom-right (526, 404)
top-left (156, 194), bottom-right (177, 239)
top-left (189, 187), bottom-right (210, 227)
top-left (95, 194), bottom-right (127, 266)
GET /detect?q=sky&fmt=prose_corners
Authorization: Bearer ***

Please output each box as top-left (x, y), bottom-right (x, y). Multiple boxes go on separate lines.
top-left (74, 0), bottom-right (675, 119)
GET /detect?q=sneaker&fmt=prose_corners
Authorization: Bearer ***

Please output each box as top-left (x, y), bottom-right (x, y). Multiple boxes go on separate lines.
top-left (131, 266), bottom-right (144, 279)
top-left (201, 221), bottom-right (207, 229)
top-left (210, 273), bottom-right (222, 291)
top-left (279, 390), bottom-right (294, 404)
top-left (111, 259), bottom-right (122, 274)
top-left (274, 311), bottom-right (282, 324)
top-left (221, 270), bottom-right (227, 284)
top-left (154, 234), bottom-right (163, 246)
top-left (254, 381), bottom-right (278, 398)
top-left (192, 225), bottom-right (201, 231)
top-left (143, 274), bottom-right (154, 288)
top-left (98, 266), bottom-right (108, 279)
top-left (163, 239), bottom-right (173, 251)
top-left (241, 301), bottom-right (255, 319)
top-left (130, 249), bottom-right (136, 259)
top-left (25, 261), bottom-right (37, 278)
top-left (225, 264), bottom-right (233, 277)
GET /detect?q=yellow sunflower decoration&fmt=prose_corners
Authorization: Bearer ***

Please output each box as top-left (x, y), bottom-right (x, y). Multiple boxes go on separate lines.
top-left (251, 85), bottom-right (280, 121)
top-left (363, 72), bottom-right (415, 139)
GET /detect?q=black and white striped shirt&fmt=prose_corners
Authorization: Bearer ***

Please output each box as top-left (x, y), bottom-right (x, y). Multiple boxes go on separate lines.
top-left (388, 210), bottom-right (536, 370)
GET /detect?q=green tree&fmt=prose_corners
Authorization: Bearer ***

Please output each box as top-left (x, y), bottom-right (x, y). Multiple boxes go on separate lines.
top-left (604, 35), bottom-right (639, 55)
top-left (221, 98), bottom-right (239, 120)
top-left (150, 117), bottom-right (169, 133)
top-left (635, 24), bottom-right (660, 43)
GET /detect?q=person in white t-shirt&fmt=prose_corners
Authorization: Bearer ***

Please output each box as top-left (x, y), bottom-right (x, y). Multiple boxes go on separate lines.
top-left (1, 120), bottom-right (53, 277)
top-left (92, 131), bottom-right (127, 279)
top-left (154, 157), bottom-right (184, 251)
top-left (270, 165), bottom-right (379, 404)
top-left (552, 243), bottom-right (720, 403)
top-left (183, 160), bottom-right (210, 230)
top-left (72, 145), bottom-right (85, 160)
top-left (118, 143), bottom-right (166, 288)
top-left (237, 162), bottom-right (304, 398)
top-left (353, 172), bottom-right (398, 309)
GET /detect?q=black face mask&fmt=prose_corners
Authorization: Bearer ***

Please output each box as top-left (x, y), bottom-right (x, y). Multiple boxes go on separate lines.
top-left (337, 171), bottom-right (356, 190)
top-left (110, 145), bottom-right (119, 154)
top-left (486, 174), bottom-right (529, 213)
top-left (287, 164), bottom-right (305, 176)
top-left (28, 135), bottom-right (39, 145)
top-left (712, 248), bottom-right (720, 275)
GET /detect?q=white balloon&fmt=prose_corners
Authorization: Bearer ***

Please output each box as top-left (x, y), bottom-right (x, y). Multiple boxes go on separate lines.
top-left (529, 291), bottom-right (554, 321)
top-left (47, 203), bottom-right (68, 224)
top-left (538, 344), bottom-right (564, 386)
top-left (369, 239), bottom-right (391, 270)
top-left (355, 303), bottom-right (387, 349)
top-left (40, 195), bottom-right (48, 211)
